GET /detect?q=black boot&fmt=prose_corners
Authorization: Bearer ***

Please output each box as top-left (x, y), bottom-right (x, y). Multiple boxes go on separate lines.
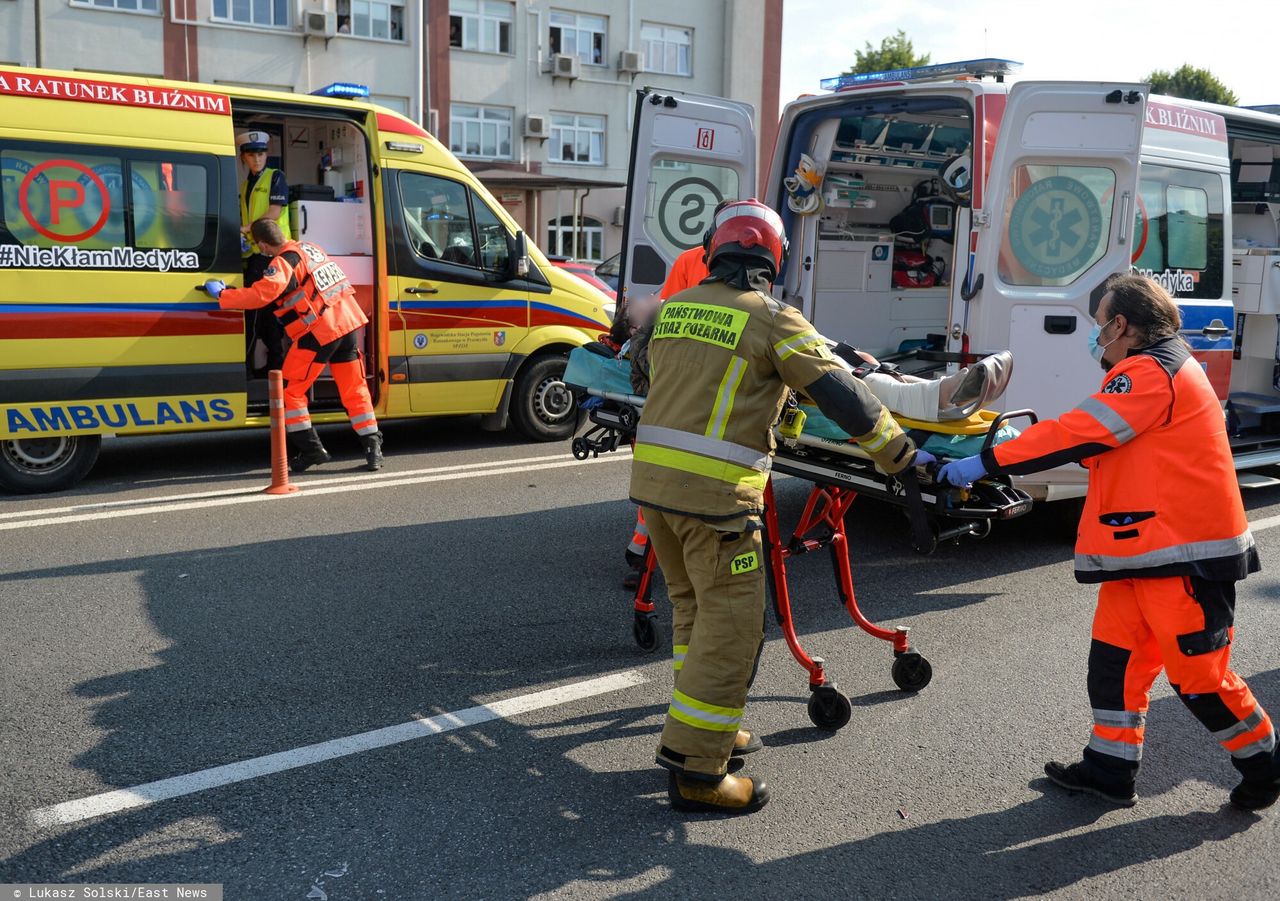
top-left (360, 431), bottom-right (384, 471)
top-left (288, 428), bottom-right (331, 473)
top-left (1044, 760), bottom-right (1137, 806)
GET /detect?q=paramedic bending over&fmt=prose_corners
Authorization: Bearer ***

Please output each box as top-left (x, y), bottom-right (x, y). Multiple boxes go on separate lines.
top-left (939, 273), bottom-right (1277, 811)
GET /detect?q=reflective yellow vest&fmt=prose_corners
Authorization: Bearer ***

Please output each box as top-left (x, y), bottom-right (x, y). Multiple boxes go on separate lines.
top-left (240, 167), bottom-right (290, 256)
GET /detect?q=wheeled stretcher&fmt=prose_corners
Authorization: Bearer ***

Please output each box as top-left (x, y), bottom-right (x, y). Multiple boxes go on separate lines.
top-left (565, 348), bottom-right (1035, 729)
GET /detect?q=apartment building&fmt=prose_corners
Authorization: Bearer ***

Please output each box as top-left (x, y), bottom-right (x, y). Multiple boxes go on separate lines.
top-left (432, 0), bottom-right (783, 261)
top-left (0, 0), bottom-right (425, 118)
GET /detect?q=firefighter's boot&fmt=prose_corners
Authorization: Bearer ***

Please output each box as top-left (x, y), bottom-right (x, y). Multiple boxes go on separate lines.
top-left (668, 771), bottom-right (770, 814)
top-left (1044, 760), bottom-right (1137, 807)
top-left (288, 428), bottom-right (331, 473)
top-left (361, 431), bottom-right (384, 471)
top-left (731, 729), bottom-right (763, 757)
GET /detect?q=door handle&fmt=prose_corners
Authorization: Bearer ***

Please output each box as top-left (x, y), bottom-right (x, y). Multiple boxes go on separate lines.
top-left (1044, 315), bottom-right (1076, 335)
top-left (1201, 323), bottom-right (1230, 338)
top-left (404, 285), bottom-right (439, 295)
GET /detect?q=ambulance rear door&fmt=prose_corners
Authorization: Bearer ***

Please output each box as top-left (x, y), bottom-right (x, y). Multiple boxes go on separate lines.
top-left (620, 89), bottom-right (755, 310)
top-left (964, 81), bottom-right (1147, 420)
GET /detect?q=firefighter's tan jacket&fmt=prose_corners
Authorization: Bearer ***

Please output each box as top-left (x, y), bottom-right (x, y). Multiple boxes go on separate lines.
top-left (629, 280), bottom-right (906, 521)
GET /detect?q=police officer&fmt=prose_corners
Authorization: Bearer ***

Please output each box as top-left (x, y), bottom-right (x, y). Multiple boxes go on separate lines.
top-left (631, 199), bottom-right (932, 814)
top-left (237, 130), bottom-right (291, 371)
top-left (939, 273), bottom-right (1277, 810)
top-left (205, 219), bottom-right (384, 473)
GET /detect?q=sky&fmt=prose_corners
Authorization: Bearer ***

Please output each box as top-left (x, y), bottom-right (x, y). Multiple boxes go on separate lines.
top-left (779, 0), bottom-right (1277, 108)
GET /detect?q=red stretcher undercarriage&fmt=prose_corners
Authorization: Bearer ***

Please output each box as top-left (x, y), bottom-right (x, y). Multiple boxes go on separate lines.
top-left (569, 388), bottom-right (1035, 730)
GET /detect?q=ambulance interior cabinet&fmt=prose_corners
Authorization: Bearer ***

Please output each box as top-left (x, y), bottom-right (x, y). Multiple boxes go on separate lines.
top-left (289, 200), bottom-right (370, 256)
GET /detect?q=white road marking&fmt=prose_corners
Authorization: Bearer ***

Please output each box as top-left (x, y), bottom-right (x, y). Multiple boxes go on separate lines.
top-left (30, 669), bottom-right (649, 828)
top-left (0, 451), bottom-right (629, 531)
top-left (1250, 514), bottom-right (1280, 533)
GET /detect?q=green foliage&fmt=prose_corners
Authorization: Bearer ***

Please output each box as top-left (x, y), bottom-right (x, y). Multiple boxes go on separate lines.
top-left (844, 30), bottom-right (931, 76)
top-left (1145, 64), bottom-right (1238, 106)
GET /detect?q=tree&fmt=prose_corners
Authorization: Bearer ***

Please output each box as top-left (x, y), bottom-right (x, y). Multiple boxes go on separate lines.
top-left (843, 30), bottom-right (930, 76)
top-left (1144, 64), bottom-right (1237, 106)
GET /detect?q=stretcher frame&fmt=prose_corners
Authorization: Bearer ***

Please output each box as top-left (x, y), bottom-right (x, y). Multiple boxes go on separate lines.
top-left (569, 383), bottom-right (1035, 730)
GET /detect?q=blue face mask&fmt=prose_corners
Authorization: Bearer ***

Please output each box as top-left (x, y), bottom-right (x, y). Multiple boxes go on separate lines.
top-left (1088, 317), bottom-right (1117, 363)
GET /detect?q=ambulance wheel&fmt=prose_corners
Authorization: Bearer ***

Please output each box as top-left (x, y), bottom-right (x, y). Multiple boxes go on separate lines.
top-left (807, 686), bottom-right (852, 731)
top-left (632, 613), bottom-right (660, 653)
top-left (892, 652), bottom-right (933, 692)
top-left (511, 354), bottom-right (578, 442)
top-left (0, 435), bottom-right (101, 494)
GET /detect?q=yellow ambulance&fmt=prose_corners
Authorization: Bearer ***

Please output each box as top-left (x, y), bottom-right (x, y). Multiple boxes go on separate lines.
top-left (0, 66), bottom-right (612, 493)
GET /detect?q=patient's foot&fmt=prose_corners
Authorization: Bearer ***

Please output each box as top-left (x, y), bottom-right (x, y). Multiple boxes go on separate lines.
top-left (938, 351), bottom-right (1014, 418)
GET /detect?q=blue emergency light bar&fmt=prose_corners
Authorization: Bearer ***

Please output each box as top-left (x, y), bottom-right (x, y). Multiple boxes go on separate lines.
top-left (820, 58), bottom-right (1022, 92)
top-left (312, 82), bottom-right (370, 99)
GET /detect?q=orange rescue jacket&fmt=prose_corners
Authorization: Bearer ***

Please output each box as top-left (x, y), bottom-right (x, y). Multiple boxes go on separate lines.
top-left (983, 337), bottom-right (1258, 583)
top-left (218, 240), bottom-right (367, 345)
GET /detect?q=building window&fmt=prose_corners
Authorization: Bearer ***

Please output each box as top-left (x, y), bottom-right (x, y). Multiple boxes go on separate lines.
top-left (74, 0), bottom-right (160, 12)
top-left (336, 0), bottom-right (405, 40)
top-left (212, 0), bottom-right (289, 28)
top-left (547, 215), bottom-right (604, 262)
top-left (549, 10), bottom-right (605, 66)
top-left (549, 113), bottom-right (604, 165)
top-left (641, 22), bottom-right (691, 75)
top-left (449, 0), bottom-right (513, 54)
top-left (450, 105), bottom-right (513, 160)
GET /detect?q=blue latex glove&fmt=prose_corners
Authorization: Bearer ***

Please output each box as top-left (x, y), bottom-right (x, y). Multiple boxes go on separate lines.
top-left (203, 279), bottom-right (226, 299)
top-left (913, 449), bottom-right (937, 468)
top-left (937, 454), bottom-right (987, 487)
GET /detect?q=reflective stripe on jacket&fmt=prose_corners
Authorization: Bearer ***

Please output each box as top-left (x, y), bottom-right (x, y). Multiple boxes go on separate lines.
top-left (217, 240), bottom-right (367, 345)
top-left (240, 167), bottom-right (291, 256)
top-left (983, 337), bottom-right (1258, 583)
top-left (629, 280), bottom-right (887, 520)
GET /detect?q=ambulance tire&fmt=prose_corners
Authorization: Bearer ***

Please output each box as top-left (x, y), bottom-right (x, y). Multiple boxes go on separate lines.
top-left (511, 354), bottom-right (579, 442)
top-left (0, 434), bottom-right (101, 494)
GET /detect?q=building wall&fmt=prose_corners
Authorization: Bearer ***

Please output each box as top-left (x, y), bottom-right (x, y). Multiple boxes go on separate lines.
top-left (442, 0), bottom-right (781, 262)
top-left (0, 0), bottom-right (424, 120)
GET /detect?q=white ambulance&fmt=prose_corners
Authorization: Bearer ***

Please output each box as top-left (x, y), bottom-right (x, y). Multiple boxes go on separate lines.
top-left (620, 59), bottom-right (1280, 501)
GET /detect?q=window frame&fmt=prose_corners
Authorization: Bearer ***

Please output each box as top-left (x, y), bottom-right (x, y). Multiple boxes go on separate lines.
top-left (640, 21), bottom-right (691, 76)
top-left (448, 0), bottom-right (515, 55)
top-left (211, 0), bottom-right (291, 29)
top-left (546, 214), bottom-right (605, 261)
top-left (449, 103), bottom-right (515, 162)
top-left (548, 112), bottom-right (605, 166)
top-left (336, 0), bottom-right (406, 41)
top-left (70, 0), bottom-right (161, 15)
top-left (1131, 163), bottom-right (1225, 299)
top-left (549, 9), bottom-right (607, 66)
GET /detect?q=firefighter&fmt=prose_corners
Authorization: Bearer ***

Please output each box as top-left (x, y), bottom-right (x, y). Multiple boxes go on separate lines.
top-left (939, 273), bottom-right (1275, 810)
top-left (204, 218), bottom-right (384, 473)
top-left (631, 199), bottom-right (933, 813)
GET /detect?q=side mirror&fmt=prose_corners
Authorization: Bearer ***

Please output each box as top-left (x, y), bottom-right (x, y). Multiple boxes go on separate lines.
top-left (512, 230), bottom-right (530, 278)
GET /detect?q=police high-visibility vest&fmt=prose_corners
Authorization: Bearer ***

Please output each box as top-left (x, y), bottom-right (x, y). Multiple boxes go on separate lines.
top-left (629, 280), bottom-right (899, 521)
top-left (986, 337), bottom-right (1257, 583)
top-left (240, 167), bottom-right (290, 256)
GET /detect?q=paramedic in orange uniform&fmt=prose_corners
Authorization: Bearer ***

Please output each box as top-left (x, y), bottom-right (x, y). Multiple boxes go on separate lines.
top-left (939, 273), bottom-right (1276, 810)
top-left (204, 218), bottom-right (384, 474)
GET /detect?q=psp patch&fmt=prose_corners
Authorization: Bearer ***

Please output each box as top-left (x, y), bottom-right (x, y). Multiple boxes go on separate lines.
top-left (730, 551), bottom-right (759, 575)
top-left (1103, 374), bottom-right (1132, 394)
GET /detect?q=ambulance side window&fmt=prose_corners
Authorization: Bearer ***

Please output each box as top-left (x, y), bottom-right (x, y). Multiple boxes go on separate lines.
top-left (1133, 165), bottom-right (1223, 299)
top-left (398, 172), bottom-right (477, 267)
top-left (0, 141), bottom-right (220, 268)
top-left (997, 164), bottom-right (1115, 288)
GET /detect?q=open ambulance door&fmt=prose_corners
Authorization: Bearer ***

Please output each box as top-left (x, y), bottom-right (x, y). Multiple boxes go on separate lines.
top-left (619, 90), bottom-right (755, 316)
top-left (961, 82), bottom-right (1147, 421)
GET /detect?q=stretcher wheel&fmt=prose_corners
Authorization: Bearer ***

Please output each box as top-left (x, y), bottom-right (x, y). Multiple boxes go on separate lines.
top-left (571, 437), bottom-right (591, 460)
top-left (618, 405), bottom-right (637, 431)
top-left (892, 652), bottom-right (933, 692)
top-left (970, 518), bottom-right (993, 540)
top-left (807, 686), bottom-right (852, 731)
top-left (632, 612), bottom-right (660, 653)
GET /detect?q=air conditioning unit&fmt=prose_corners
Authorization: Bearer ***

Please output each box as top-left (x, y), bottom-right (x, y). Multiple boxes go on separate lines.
top-left (552, 53), bottom-right (581, 80)
top-left (523, 114), bottom-right (549, 140)
top-left (427, 108), bottom-right (439, 135)
top-left (304, 10), bottom-right (337, 38)
top-left (611, 205), bottom-right (626, 227)
top-left (617, 50), bottom-right (643, 74)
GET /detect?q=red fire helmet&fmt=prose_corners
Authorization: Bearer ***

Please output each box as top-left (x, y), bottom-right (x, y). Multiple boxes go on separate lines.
top-left (706, 199), bottom-right (789, 277)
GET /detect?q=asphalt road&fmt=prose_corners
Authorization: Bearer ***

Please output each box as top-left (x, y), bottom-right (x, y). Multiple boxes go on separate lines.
top-left (2, 419), bottom-right (1279, 900)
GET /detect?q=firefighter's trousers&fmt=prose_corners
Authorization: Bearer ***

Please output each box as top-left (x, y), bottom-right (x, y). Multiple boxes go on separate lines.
top-left (282, 330), bottom-right (379, 448)
top-left (1085, 575), bottom-right (1276, 781)
top-left (642, 506), bottom-right (766, 779)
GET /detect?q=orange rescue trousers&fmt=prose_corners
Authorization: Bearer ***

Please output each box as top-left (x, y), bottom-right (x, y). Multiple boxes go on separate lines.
top-left (282, 330), bottom-right (379, 454)
top-left (1084, 576), bottom-right (1277, 782)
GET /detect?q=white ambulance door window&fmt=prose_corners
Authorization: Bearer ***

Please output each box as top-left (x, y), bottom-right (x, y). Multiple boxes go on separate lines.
top-left (620, 90), bottom-right (755, 311)
top-left (998, 163), bottom-right (1116, 287)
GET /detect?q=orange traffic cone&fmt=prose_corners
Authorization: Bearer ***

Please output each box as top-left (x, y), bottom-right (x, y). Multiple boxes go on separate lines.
top-left (264, 369), bottom-right (299, 496)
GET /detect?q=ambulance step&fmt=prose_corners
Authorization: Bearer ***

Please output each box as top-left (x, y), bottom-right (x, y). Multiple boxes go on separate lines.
top-left (1238, 471), bottom-right (1280, 489)
top-left (1232, 447), bottom-right (1280, 471)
